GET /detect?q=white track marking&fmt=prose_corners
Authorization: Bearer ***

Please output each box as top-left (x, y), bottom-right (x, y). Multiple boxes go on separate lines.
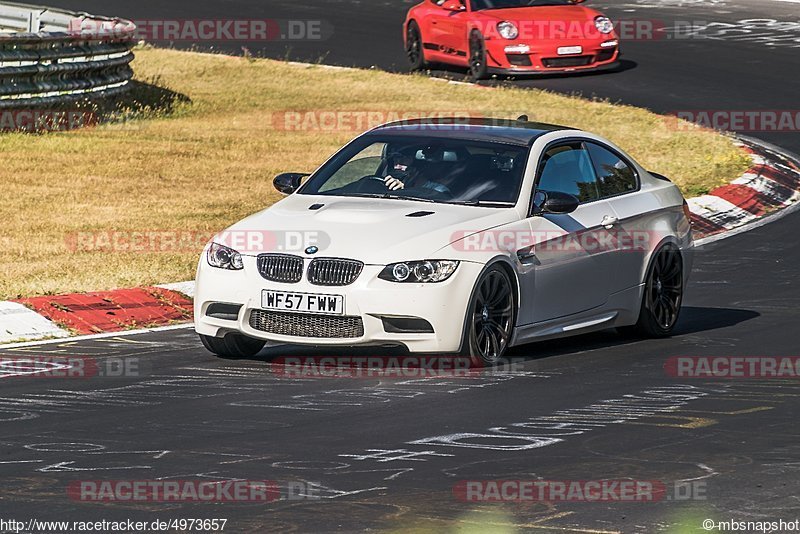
top-left (0, 358), bottom-right (73, 379)
top-left (407, 385), bottom-right (710, 452)
top-left (25, 443), bottom-right (105, 452)
top-left (677, 463), bottom-right (719, 483)
top-left (156, 280), bottom-right (195, 297)
top-left (37, 461), bottom-right (152, 472)
top-left (0, 323), bottom-right (193, 349)
top-left (0, 302), bottom-right (70, 343)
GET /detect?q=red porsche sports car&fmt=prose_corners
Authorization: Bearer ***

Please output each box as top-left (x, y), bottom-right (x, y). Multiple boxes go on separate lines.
top-left (404, 0), bottom-right (620, 80)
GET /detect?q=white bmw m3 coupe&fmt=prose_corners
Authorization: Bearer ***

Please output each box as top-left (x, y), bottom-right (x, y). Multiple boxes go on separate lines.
top-left (194, 118), bottom-right (693, 364)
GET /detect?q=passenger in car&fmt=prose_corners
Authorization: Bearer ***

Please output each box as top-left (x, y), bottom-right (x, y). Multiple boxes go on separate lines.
top-left (383, 150), bottom-right (452, 195)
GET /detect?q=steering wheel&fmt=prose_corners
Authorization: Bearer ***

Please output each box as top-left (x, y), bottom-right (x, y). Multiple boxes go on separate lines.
top-left (350, 174), bottom-right (389, 193)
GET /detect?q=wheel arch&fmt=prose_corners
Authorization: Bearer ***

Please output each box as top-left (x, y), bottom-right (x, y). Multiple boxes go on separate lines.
top-left (630, 237), bottom-right (685, 324)
top-left (456, 256), bottom-right (521, 353)
top-left (641, 236), bottom-right (684, 286)
top-left (405, 18), bottom-right (427, 66)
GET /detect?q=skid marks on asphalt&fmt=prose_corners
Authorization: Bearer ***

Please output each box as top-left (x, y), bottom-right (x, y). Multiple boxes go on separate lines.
top-left (3, 331), bottom-right (192, 356)
top-left (0, 377), bottom-right (250, 420)
top-left (325, 383), bottom-right (793, 525)
top-left (661, 18), bottom-right (800, 48)
top-left (0, 358), bottom-right (557, 508)
top-left (0, 438), bottom-right (403, 510)
top-left (0, 333), bottom-right (199, 381)
top-left (625, 0), bottom-right (727, 6)
top-left (0, 349), bottom-right (554, 425)
top-left (223, 369), bottom-right (554, 412)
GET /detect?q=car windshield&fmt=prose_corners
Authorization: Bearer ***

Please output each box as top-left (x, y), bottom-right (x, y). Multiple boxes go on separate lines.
top-left (471, 0), bottom-right (574, 9)
top-left (299, 135), bottom-right (529, 206)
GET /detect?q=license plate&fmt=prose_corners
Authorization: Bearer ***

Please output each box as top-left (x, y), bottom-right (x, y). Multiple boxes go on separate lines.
top-left (261, 290), bottom-right (344, 315)
top-left (557, 46), bottom-right (582, 55)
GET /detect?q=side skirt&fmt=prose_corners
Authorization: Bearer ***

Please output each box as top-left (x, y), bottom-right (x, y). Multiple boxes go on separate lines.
top-left (510, 285), bottom-right (642, 346)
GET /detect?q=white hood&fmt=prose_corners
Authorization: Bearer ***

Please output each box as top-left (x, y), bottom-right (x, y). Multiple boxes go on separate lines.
top-left (222, 194), bottom-right (521, 264)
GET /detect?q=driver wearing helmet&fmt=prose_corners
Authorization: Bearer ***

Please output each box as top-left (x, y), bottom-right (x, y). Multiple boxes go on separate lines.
top-left (383, 150), bottom-right (451, 195)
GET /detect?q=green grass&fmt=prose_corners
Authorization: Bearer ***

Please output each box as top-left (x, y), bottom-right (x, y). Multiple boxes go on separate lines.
top-left (0, 46), bottom-right (751, 299)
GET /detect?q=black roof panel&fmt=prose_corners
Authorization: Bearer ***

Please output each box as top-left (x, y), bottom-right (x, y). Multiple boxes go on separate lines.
top-left (369, 117), bottom-right (573, 146)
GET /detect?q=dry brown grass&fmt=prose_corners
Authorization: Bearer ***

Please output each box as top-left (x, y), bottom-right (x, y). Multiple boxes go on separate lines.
top-left (0, 46), bottom-right (749, 299)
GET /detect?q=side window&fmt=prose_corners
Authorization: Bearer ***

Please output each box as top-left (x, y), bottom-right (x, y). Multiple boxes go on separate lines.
top-left (537, 143), bottom-right (599, 203)
top-left (586, 142), bottom-right (638, 198)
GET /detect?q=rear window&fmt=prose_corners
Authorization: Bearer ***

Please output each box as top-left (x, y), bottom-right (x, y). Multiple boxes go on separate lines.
top-left (586, 142), bottom-right (638, 198)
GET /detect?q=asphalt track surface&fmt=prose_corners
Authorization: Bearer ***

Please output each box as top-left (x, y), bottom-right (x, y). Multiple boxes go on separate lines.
top-left (3, 0), bottom-right (800, 532)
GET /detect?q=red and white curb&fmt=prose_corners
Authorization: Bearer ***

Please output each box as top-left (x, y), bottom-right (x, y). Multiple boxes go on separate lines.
top-left (2, 137), bottom-right (799, 345)
top-left (688, 137), bottom-right (800, 243)
top-left (0, 284), bottom-right (194, 344)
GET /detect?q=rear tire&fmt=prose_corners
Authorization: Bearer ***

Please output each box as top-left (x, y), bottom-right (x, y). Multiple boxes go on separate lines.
top-left (199, 333), bottom-right (266, 359)
top-left (625, 245), bottom-right (684, 338)
top-left (406, 21), bottom-right (426, 71)
top-left (461, 265), bottom-right (515, 366)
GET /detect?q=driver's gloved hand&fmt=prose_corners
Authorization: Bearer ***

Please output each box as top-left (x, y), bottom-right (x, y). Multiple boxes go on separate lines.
top-left (384, 175), bottom-right (405, 191)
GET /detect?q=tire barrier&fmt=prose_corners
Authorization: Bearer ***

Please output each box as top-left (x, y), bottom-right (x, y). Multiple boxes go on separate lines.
top-left (0, 1), bottom-right (135, 110)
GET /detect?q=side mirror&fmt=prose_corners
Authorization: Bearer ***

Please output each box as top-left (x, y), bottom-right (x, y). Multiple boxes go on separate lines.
top-left (273, 173), bottom-right (309, 195)
top-left (536, 191), bottom-right (580, 214)
top-left (441, 0), bottom-right (466, 11)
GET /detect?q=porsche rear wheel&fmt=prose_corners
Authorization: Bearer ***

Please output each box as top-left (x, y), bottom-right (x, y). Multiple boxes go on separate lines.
top-left (406, 22), bottom-right (426, 71)
top-left (462, 266), bottom-right (515, 366)
top-left (199, 332), bottom-right (266, 359)
top-left (469, 32), bottom-right (488, 81)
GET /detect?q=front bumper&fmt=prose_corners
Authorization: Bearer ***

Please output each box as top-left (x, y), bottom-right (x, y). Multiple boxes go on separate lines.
top-left (194, 255), bottom-right (484, 353)
top-left (485, 38), bottom-right (620, 75)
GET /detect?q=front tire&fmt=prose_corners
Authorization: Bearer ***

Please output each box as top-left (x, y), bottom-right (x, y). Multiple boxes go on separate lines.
top-left (199, 333), bottom-right (266, 359)
top-left (461, 265), bottom-right (515, 366)
top-left (468, 32), bottom-right (488, 81)
top-left (627, 245), bottom-right (684, 337)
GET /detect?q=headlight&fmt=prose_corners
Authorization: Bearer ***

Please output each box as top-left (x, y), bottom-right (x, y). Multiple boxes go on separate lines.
top-left (595, 16), bottom-right (614, 34)
top-left (207, 242), bottom-right (243, 270)
top-left (497, 21), bottom-right (518, 40)
top-left (379, 260), bottom-right (459, 283)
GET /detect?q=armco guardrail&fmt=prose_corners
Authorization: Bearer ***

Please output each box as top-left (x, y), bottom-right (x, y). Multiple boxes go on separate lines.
top-left (0, 1), bottom-right (135, 109)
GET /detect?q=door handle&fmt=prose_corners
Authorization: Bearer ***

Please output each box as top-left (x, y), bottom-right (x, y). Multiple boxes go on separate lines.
top-left (601, 215), bottom-right (618, 229)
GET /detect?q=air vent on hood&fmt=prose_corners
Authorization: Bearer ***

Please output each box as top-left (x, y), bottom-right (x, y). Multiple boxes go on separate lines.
top-left (406, 211), bottom-right (434, 218)
top-left (309, 203), bottom-right (324, 210)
